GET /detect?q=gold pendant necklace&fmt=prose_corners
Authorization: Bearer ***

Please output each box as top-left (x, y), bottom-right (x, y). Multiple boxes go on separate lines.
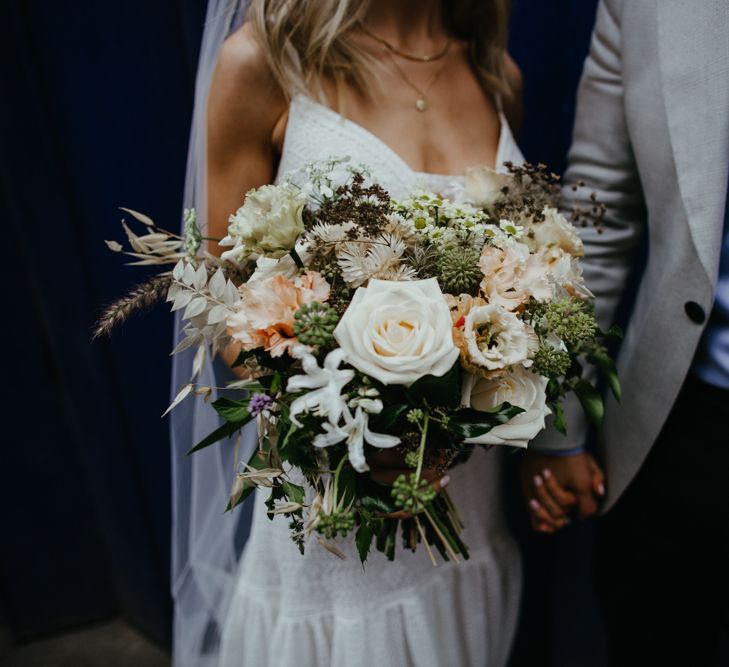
top-left (385, 50), bottom-right (448, 112)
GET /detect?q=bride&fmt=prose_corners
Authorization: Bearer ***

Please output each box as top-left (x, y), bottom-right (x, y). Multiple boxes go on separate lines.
top-left (174, 0), bottom-right (525, 665)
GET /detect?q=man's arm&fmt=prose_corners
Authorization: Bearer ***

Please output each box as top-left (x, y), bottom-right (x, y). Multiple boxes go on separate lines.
top-left (523, 0), bottom-right (647, 528)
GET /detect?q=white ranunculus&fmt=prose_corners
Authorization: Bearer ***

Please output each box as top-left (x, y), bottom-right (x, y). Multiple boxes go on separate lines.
top-left (220, 183), bottom-right (305, 261)
top-left (461, 366), bottom-right (551, 448)
top-left (333, 278), bottom-right (459, 386)
top-left (464, 165), bottom-right (512, 207)
top-left (462, 303), bottom-right (538, 371)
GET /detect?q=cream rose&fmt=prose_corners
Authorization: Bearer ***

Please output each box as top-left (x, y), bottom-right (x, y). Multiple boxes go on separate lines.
top-left (464, 165), bottom-right (512, 207)
top-left (461, 365), bottom-right (551, 448)
top-left (333, 278), bottom-right (459, 386)
top-left (462, 303), bottom-right (538, 372)
top-left (220, 183), bottom-right (305, 261)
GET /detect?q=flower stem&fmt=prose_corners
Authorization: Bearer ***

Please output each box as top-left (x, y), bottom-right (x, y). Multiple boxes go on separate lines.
top-left (332, 452), bottom-right (348, 503)
top-left (289, 247), bottom-right (305, 269)
top-left (414, 411), bottom-right (430, 484)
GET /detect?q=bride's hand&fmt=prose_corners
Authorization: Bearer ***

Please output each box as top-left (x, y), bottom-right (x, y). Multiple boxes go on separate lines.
top-left (368, 448), bottom-right (451, 520)
top-left (520, 451), bottom-right (605, 533)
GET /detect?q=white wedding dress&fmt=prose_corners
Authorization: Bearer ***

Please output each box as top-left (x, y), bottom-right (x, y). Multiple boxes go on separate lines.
top-left (219, 94), bottom-right (524, 667)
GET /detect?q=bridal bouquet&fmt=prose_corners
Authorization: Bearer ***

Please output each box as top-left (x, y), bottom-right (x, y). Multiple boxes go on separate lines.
top-left (96, 157), bottom-right (619, 564)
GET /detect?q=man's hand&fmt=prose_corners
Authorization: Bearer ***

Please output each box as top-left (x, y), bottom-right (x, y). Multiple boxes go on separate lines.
top-left (520, 452), bottom-right (605, 533)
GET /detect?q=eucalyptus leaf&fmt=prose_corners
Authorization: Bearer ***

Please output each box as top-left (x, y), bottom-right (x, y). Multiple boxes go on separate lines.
top-left (207, 304), bottom-right (230, 325)
top-left (172, 259), bottom-right (185, 280)
top-left (171, 289), bottom-right (193, 312)
top-left (193, 264), bottom-right (208, 291)
top-left (209, 269), bottom-right (226, 300)
top-left (183, 296), bottom-right (208, 320)
top-left (182, 262), bottom-right (197, 286)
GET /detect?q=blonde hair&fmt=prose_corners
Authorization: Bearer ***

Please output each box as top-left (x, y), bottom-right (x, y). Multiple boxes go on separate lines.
top-left (248, 0), bottom-right (512, 103)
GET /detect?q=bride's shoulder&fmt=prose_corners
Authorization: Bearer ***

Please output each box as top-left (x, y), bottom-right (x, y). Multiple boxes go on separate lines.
top-left (219, 23), bottom-right (278, 91)
top-left (209, 23), bottom-right (287, 149)
top-left (501, 52), bottom-right (523, 133)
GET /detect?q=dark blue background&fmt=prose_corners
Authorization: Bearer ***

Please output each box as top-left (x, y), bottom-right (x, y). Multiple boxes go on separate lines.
top-left (1, 0), bottom-right (599, 661)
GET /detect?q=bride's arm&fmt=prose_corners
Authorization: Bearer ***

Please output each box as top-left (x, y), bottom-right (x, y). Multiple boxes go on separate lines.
top-left (207, 23), bottom-right (287, 256)
top-left (206, 24), bottom-right (287, 371)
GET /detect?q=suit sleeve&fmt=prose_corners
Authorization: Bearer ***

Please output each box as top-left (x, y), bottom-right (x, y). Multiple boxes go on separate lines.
top-left (531, 0), bottom-right (647, 452)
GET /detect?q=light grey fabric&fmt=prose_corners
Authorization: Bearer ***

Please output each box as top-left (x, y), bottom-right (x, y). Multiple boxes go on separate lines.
top-left (531, 0), bottom-right (729, 512)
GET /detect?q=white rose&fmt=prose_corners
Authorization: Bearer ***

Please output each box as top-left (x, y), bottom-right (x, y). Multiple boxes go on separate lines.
top-left (524, 207), bottom-right (584, 257)
top-left (462, 303), bottom-right (538, 371)
top-left (220, 183), bottom-right (305, 261)
top-left (333, 278), bottom-right (459, 386)
top-left (461, 366), bottom-right (551, 448)
top-left (464, 165), bottom-right (512, 207)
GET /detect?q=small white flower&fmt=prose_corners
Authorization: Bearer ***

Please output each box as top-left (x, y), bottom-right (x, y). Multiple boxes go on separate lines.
top-left (337, 235), bottom-right (416, 288)
top-left (287, 348), bottom-right (354, 426)
top-left (499, 219), bottom-right (525, 239)
top-left (313, 404), bottom-right (400, 472)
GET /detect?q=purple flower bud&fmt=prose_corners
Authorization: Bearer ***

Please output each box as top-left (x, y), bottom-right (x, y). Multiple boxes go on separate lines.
top-left (249, 392), bottom-right (274, 416)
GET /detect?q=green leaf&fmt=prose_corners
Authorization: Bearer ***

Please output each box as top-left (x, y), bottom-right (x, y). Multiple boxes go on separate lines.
top-left (212, 396), bottom-right (251, 422)
top-left (573, 378), bottom-right (604, 428)
top-left (406, 362), bottom-right (461, 408)
top-left (264, 486), bottom-right (284, 520)
top-left (359, 494), bottom-right (395, 515)
top-left (355, 523), bottom-right (373, 565)
top-left (599, 324), bottom-right (624, 340)
top-left (447, 403), bottom-right (525, 439)
top-left (587, 349), bottom-right (621, 403)
top-left (368, 403), bottom-right (409, 432)
top-left (187, 419), bottom-right (247, 455)
top-left (281, 480), bottom-right (305, 506)
top-left (552, 401), bottom-right (567, 435)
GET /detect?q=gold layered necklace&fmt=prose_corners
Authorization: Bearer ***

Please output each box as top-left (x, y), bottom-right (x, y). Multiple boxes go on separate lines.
top-left (358, 22), bottom-right (451, 63)
top-left (358, 22), bottom-right (452, 112)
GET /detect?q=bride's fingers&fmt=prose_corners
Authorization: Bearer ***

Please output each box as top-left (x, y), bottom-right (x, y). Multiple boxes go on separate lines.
top-left (589, 459), bottom-right (606, 498)
top-left (528, 499), bottom-right (566, 530)
top-left (532, 474), bottom-right (570, 520)
top-left (542, 469), bottom-right (577, 507)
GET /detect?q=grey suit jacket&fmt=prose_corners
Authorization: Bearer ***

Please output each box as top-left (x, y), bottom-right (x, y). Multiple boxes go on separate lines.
top-left (531, 0), bottom-right (729, 512)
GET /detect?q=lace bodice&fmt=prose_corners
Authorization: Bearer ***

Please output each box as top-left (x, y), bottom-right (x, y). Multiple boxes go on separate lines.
top-left (275, 94), bottom-right (524, 197)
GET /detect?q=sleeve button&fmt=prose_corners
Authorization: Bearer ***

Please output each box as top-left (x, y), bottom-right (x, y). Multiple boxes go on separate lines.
top-left (684, 301), bottom-right (706, 324)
